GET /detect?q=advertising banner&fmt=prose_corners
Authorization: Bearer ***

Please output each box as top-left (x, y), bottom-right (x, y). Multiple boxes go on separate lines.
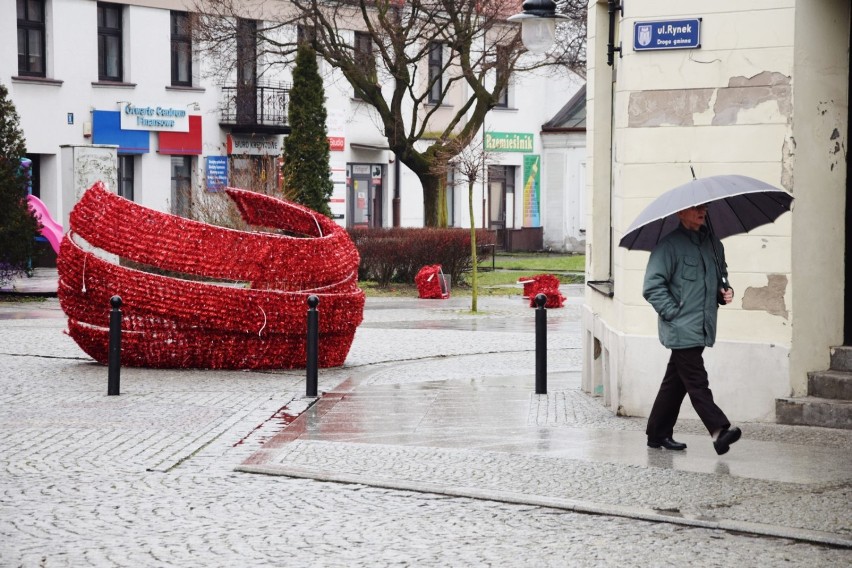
top-left (522, 154), bottom-right (541, 227)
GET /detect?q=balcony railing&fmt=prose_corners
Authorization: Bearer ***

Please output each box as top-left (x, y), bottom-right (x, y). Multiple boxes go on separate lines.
top-left (219, 82), bottom-right (290, 135)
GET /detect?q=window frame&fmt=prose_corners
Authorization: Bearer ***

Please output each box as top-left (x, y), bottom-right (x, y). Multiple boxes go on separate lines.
top-left (171, 155), bottom-right (193, 217)
top-left (170, 11), bottom-right (192, 87)
top-left (117, 154), bottom-right (135, 201)
top-left (297, 24), bottom-right (316, 48)
top-left (97, 2), bottom-right (123, 82)
top-left (17, 0), bottom-right (47, 77)
top-left (427, 41), bottom-right (443, 104)
top-left (495, 45), bottom-right (510, 108)
top-left (353, 31), bottom-right (374, 100)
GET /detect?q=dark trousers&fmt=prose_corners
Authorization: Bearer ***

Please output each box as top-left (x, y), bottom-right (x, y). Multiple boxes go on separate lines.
top-left (646, 346), bottom-right (730, 439)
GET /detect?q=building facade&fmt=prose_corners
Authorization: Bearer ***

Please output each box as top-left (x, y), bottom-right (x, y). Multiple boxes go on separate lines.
top-left (583, 1), bottom-right (851, 422)
top-left (5, 0), bottom-right (584, 259)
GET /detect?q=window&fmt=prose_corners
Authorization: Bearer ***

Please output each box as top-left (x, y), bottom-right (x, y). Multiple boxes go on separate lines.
top-left (171, 11), bottom-right (192, 86)
top-left (428, 42), bottom-right (443, 104)
top-left (171, 156), bottom-right (192, 217)
top-left (297, 24), bottom-right (316, 48)
top-left (236, 19), bottom-right (258, 123)
top-left (118, 155), bottom-right (134, 201)
top-left (230, 156), bottom-right (276, 194)
top-left (236, 18), bottom-right (257, 86)
top-left (495, 46), bottom-right (510, 108)
top-left (17, 0), bottom-right (46, 77)
top-left (353, 32), bottom-right (374, 99)
top-left (98, 3), bottom-right (123, 81)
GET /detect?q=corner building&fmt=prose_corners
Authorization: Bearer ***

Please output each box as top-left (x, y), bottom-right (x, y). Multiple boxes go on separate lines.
top-left (583, 1), bottom-right (851, 424)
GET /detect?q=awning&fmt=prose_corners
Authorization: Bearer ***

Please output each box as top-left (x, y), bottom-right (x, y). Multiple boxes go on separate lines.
top-left (158, 115), bottom-right (202, 155)
top-left (350, 141), bottom-right (389, 151)
top-left (92, 110), bottom-right (150, 154)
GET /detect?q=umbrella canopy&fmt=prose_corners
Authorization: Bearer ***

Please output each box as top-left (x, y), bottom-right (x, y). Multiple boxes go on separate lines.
top-left (619, 175), bottom-right (794, 251)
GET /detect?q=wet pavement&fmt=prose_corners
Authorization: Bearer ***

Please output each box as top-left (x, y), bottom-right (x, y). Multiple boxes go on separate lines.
top-left (240, 320), bottom-right (852, 547)
top-left (1, 269), bottom-right (851, 565)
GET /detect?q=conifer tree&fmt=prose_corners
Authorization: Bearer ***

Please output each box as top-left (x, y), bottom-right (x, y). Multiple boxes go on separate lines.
top-left (0, 83), bottom-right (39, 285)
top-left (281, 43), bottom-right (333, 217)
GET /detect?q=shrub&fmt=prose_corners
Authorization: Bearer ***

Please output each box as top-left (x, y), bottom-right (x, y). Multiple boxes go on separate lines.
top-left (349, 227), bottom-right (496, 287)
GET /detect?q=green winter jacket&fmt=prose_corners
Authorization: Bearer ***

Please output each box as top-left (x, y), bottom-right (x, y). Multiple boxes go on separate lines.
top-left (642, 224), bottom-right (729, 349)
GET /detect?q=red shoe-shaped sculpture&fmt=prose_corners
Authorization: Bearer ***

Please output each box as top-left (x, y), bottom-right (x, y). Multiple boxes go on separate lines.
top-left (57, 182), bottom-right (364, 369)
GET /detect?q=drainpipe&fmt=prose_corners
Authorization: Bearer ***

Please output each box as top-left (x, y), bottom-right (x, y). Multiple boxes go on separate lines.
top-left (607, 0), bottom-right (622, 66)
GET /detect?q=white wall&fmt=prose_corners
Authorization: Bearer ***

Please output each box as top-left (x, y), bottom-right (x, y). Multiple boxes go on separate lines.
top-left (3, 0), bottom-right (582, 238)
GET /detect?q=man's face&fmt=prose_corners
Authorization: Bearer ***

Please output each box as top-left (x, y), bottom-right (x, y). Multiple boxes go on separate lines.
top-left (677, 204), bottom-right (707, 231)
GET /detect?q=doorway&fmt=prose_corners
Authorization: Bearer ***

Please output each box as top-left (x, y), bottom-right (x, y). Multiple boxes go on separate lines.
top-left (347, 163), bottom-right (384, 228)
top-left (488, 165), bottom-right (516, 248)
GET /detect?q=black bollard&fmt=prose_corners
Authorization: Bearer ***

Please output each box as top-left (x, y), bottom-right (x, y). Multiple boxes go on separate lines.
top-left (108, 295), bottom-right (122, 396)
top-left (306, 295), bottom-right (319, 397)
top-left (534, 293), bottom-right (547, 394)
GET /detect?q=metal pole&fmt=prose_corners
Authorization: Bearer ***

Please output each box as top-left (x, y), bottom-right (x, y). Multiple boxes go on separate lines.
top-left (306, 295), bottom-right (319, 397)
top-left (535, 293), bottom-right (547, 394)
top-left (108, 295), bottom-right (122, 396)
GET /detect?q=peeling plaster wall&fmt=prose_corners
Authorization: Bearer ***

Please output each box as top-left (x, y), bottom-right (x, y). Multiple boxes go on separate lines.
top-left (584, 0), bottom-right (849, 422)
top-left (742, 274), bottom-right (789, 319)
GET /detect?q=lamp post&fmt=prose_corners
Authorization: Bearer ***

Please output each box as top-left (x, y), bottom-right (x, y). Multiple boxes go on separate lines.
top-left (508, 0), bottom-right (570, 54)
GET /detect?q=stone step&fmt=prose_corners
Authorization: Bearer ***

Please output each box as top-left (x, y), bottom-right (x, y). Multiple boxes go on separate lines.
top-left (808, 370), bottom-right (852, 400)
top-left (776, 397), bottom-right (852, 430)
top-left (829, 345), bottom-right (852, 372)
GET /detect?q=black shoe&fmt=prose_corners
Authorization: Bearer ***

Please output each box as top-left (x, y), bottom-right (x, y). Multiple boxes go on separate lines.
top-left (647, 437), bottom-right (687, 451)
top-left (713, 427), bottom-right (742, 455)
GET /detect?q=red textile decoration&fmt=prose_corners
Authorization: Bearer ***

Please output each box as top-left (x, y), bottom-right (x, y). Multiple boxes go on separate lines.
top-left (524, 274), bottom-right (565, 308)
top-left (57, 182), bottom-right (364, 369)
top-left (415, 264), bottom-right (449, 299)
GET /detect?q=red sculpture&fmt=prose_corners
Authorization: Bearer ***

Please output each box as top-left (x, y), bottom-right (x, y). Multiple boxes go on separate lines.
top-left (57, 182), bottom-right (364, 369)
top-left (521, 274), bottom-right (565, 308)
top-left (415, 264), bottom-right (449, 299)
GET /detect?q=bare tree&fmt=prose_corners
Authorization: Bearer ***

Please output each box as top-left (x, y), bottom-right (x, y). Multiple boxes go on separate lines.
top-left (431, 133), bottom-right (496, 312)
top-left (192, 0), bottom-right (586, 226)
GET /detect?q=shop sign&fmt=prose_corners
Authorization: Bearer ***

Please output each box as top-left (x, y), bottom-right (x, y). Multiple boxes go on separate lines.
top-left (329, 137), bottom-right (345, 151)
top-left (206, 156), bottom-right (228, 191)
top-left (119, 103), bottom-right (190, 132)
top-left (484, 132), bottom-right (534, 153)
top-left (634, 18), bottom-right (701, 51)
top-left (227, 134), bottom-right (282, 156)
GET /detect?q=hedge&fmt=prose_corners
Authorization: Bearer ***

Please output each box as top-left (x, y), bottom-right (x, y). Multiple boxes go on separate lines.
top-left (348, 227), bottom-right (496, 287)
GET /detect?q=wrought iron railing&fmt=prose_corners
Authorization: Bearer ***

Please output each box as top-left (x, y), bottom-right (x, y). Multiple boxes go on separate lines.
top-left (219, 82), bottom-right (290, 130)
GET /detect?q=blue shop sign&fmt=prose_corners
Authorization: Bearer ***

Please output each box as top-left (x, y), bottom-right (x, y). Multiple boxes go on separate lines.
top-left (206, 156), bottom-right (228, 191)
top-left (634, 18), bottom-right (701, 51)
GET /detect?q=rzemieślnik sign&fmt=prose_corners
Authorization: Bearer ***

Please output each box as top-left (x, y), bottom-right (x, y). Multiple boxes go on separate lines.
top-left (634, 18), bottom-right (701, 51)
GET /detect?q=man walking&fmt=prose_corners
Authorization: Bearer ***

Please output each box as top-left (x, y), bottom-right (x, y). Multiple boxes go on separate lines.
top-left (642, 203), bottom-right (741, 455)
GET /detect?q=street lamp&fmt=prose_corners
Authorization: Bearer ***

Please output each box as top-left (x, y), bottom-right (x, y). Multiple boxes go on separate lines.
top-left (508, 0), bottom-right (570, 54)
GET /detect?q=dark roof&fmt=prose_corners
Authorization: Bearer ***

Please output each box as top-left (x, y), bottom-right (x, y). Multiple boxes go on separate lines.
top-left (542, 84), bottom-right (586, 131)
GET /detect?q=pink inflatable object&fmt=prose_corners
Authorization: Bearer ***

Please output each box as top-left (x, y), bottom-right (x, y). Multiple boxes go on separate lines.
top-left (27, 194), bottom-right (63, 254)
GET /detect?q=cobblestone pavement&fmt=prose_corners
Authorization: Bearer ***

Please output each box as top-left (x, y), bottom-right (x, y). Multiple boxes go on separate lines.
top-left (1, 285), bottom-right (850, 566)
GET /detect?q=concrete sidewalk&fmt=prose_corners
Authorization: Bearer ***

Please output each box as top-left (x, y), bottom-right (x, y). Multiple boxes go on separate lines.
top-left (237, 293), bottom-right (852, 549)
top-left (3, 273), bottom-right (851, 550)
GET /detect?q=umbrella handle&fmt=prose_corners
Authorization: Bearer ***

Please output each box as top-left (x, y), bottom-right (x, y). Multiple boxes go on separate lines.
top-left (705, 213), bottom-right (730, 291)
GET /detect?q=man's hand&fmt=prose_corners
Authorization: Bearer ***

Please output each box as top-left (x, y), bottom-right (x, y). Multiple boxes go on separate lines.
top-left (720, 287), bottom-right (734, 304)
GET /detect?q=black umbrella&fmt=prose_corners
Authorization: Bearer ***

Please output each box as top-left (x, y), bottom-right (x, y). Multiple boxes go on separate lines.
top-left (619, 174), bottom-right (794, 287)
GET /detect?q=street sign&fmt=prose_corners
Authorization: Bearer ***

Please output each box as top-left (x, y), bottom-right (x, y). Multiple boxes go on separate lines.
top-left (634, 18), bottom-right (701, 51)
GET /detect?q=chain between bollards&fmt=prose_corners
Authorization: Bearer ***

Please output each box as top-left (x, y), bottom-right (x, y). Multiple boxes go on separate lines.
top-left (108, 295), bottom-right (122, 396)
top-left (306, 295), bottom-right (319, 397)
top-left (535, 293), bottom-right (547, 395)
